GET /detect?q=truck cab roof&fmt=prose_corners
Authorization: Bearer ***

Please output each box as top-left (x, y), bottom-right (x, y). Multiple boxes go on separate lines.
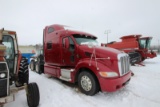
top-left (44, 24), bottom-right (97, 39)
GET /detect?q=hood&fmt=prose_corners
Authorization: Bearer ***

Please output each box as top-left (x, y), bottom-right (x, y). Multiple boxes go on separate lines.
top-left (78, 45), bottom-right (122, 59)
top-left (77, 45), bottom-right (123, 72)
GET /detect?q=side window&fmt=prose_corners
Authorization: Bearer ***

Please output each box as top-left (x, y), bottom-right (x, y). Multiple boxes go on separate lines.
top-left (68, 37), bottom-right (75, 51)
top-left (62, 37), bottom-right (68, 48)
top-left (47, 41), bottom-right (52, 49)
top-left (48, 27), bottom-right (54, 34)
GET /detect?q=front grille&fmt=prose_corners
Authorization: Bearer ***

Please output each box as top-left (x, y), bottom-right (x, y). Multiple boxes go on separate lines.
top-left (118, 53), bottom-right (130, 76)
top-left (0, 63), bottom-right (7, 71)
top-left (0, 62), bottom-right (9, 97)
top-left (0, 79), bottom-right (7, 97)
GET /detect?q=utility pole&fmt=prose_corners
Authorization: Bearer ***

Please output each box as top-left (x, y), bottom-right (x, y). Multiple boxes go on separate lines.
top-left (158, 40), bottom-right (160, 53)
top-left (104, 30), bottom-right (111, 43)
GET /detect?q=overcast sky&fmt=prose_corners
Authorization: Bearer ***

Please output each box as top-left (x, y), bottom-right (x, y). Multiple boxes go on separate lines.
top-left (0, 0), bottom-right (160, 46)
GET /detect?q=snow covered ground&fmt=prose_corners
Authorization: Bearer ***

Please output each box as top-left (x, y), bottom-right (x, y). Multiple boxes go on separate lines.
top-left (5, 55), bottom-right (160, 107)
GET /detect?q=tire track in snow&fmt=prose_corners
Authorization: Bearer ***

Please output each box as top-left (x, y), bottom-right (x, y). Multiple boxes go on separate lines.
top-left (130, 90), bottom-right (160, 104)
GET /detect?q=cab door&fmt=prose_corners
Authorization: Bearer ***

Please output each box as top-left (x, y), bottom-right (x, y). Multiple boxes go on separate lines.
top-left (62, 36), bottom-right (76, 66)
top-left (2, 35), bottom-right (18, 74)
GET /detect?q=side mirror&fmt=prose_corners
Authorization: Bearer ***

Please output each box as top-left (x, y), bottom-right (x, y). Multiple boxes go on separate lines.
top-left (64, 38), bottom-right (69, 49)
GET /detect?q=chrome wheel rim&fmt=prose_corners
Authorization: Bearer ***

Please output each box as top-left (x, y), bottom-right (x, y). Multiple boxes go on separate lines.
top-left (81, 75), bottom-right (92, 91)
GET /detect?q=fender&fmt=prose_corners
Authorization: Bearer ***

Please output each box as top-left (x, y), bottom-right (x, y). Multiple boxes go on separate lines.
top-left (73, 58), bottom-right (113, 82)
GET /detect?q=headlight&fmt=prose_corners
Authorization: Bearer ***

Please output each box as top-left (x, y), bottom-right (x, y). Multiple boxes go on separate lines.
top-left (0, 72), bottom-right (6, 78)
top-left (35, 58), bottom-right (37, 61)
top-left (99, 72), bottom-right (118, 78)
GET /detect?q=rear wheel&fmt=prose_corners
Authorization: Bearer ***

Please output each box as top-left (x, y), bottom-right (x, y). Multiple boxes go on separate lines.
top-left (30, 60), bottom-right (35, 71)
top-left (27, 82), bottom-right (40, 107)
top-left (139, 53), bottom-right (145, 62)
top-left (35, 62), bottom-right (41, 74)
top-left (78, 71), bottom-right (99, 96)
top-left (16, 57), bottom-right (29, 87)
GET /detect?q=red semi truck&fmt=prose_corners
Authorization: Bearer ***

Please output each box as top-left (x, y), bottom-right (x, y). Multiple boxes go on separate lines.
top-left (41, 24), bottom-right (131, 95)
top-left (102, 35), bottom-right (157, 65)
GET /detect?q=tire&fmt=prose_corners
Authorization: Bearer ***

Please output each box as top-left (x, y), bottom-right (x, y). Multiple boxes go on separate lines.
top-left (16, 57), bottom-right (29, 87)
top-left (35, 62), bottom-right (41, 74)
top-left (141, 57), bottom-right (145, 61)
top-left (139, 53), bottom-right (145, 62)
top-left (27, 82), bottom-right (40, 107)
top-left (78, 71), bottom-right (99, 96)
top-left (30, 60), bottom-right (35, 71)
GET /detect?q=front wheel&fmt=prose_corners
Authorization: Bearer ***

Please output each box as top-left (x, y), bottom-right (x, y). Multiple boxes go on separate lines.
top-left (27, 82), bottom-right (40, 107)
top-left (78, 71), bottom-right (99, 96)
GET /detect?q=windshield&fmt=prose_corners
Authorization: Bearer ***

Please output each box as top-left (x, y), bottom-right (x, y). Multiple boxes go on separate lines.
top-left (73, 34), bottom-right (98, 45)
top-left (139, 38), bottom-right (151, 49)
top-left (2, 35), bottom-right (15, 73)
top-left (2, 35), bottom-right (15, 59)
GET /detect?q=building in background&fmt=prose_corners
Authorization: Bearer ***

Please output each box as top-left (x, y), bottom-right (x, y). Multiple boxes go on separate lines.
top-left (19, 45), bottom-right (36, 54)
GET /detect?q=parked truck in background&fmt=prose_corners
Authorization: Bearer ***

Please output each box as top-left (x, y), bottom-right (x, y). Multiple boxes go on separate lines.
top-left (101, 35), bottom-right (157, 65)
top-left (19, 45), bottom-right (36, 63)
top-left (30, 48), bottom-right (44, 74)
top-left (35, 24), bottom-right (131, 96)
top-left (0, 28), bottom-right (40, 107)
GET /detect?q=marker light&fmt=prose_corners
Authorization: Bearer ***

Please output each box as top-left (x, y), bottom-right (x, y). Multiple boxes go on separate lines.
top-left (99, 72), bottom-right (118, 78)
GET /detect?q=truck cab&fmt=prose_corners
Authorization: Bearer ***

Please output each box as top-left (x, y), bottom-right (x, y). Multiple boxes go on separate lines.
top-left (2, 30), bottom-right (19, 76)
top-left (139, 37), bottom-right (152, 49)
top-left (138, 37), bottom-right (156, 60)
top-left (43, 24), bottom-right (131, 95)
top-left (30, 48), bottom-right (44, 74)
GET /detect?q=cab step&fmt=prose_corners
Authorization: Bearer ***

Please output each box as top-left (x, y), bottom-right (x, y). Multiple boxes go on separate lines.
top-left (59, 69), bottom-right (74, 82)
